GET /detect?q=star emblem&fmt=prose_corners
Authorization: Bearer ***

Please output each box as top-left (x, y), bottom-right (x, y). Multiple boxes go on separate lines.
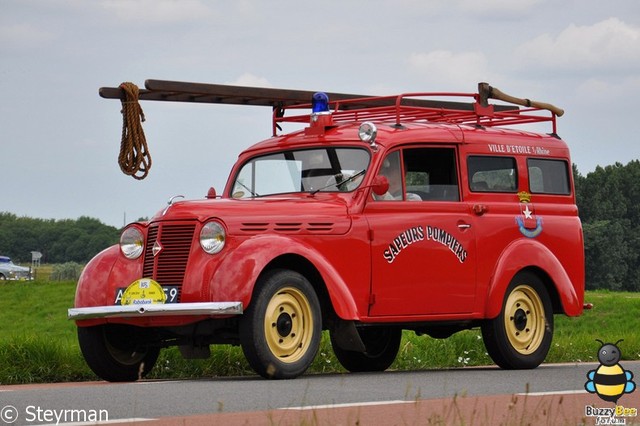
top-left (523, 204), bottom-right (533, 219)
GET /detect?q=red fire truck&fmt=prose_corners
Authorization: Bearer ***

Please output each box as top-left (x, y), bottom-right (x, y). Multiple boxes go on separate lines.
top-left (69, 80), bottom-right (585, 380)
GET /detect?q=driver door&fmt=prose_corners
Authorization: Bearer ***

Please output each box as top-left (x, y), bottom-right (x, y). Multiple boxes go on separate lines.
top-left (365, 146), bottom-right (477, 316)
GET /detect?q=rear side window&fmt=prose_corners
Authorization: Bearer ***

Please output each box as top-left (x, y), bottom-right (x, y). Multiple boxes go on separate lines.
top-left (404, 147), bottom-right (460, 201)
top-left (468, 156), bottom-right (517, 192)
top-left (528, 158), bottom-right (571, 195)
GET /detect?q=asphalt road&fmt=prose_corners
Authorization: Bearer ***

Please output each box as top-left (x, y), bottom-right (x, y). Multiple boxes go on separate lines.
top-left (1, 361), bottom-right (639, 425)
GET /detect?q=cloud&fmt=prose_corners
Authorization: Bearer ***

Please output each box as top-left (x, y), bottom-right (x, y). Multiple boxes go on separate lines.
top-left (0, 23), bottom-right (56, 49)
top-left (574, 76), bottom-right (640, 106)
top-left (408, 50), bottom-right (496, 89)
top-left (458, 0), bottom-right (543, 19)
top-left (227, 73), bottom-right (273, 88)
top-left (100, 0), bottom-right (213, 24)
top-left (515, 18), bottom-right (640, 73)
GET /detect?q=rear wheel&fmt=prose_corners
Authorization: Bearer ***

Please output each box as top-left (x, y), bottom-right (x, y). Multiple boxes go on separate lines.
top-left (240, 269), bottom-right (322, 379)
top-left (330, 326), bottom-right (401, 372)
top-left (481, 272), bottom-right (553, 369)
top-left (77, 324), bottom-right (160, 382)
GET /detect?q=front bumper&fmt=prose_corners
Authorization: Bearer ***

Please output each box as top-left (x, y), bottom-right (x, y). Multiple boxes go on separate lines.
top-left (68, 302), bottom-right (243, 321)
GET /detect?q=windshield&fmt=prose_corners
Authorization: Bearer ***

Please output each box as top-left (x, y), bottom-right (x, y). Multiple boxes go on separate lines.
top-left (231, 148), bottom-right (370, 198)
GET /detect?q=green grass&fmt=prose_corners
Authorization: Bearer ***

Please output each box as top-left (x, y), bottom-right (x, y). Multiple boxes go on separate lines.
top-left (0, 281), bottom-right (638, 384)
top-left (0, 280), bottom-right (77, 344)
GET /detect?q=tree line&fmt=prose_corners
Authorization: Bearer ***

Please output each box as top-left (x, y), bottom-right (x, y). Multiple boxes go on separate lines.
top-left (575, 160), bottom-right (640, 291)
top-left (0, 159), bottom-right (638, 290)
top-left (0, 214), bottom-right (119, 265)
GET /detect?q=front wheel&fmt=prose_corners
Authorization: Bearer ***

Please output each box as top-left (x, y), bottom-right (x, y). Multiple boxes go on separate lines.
top-left (481, 272), bottom-right (553, 369)
top-left (239, 269), bottom-right (322, 379)
top-left (77, 324), bottom-right (160, 382)
top-left (330, 326), bottom-right (401, 373)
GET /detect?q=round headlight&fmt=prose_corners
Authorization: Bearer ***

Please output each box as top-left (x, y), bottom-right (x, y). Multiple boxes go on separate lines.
top-left (200, 221), bottom-right (226, 254)
top-left (120, 226), bottom-right (144, 259)
top-left (358, 121), bottom-right (377, 144)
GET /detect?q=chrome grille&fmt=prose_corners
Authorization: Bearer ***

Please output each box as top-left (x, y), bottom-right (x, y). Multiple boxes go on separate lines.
top-left (142, 222), bottom-right (196, 297)
top-left (142, 226), bottom-right (159, 278)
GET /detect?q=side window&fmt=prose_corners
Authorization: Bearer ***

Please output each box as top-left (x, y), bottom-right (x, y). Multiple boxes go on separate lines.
top-left (375, 151), bottom-right (403, 200)
top-left (468, 156), bottom-right (517, 193)
top-left (527, 158), bottom-right (571, 195)
top-left (403, 147), bottom-right (460, 201)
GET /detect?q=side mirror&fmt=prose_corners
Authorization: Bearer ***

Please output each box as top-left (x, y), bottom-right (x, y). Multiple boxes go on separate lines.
top-left (372, 175), bottom-right (389, 196)
top-left (206, 187), bottom-right (217, 199)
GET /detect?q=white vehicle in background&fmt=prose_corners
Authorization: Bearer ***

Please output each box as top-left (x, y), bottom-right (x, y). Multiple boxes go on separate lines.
top-left (0, 256), bottom-right (32, 281)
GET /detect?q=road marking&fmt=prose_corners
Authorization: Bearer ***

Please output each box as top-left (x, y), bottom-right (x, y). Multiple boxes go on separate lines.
top-left (49, 418), bottom-right (154, 425)
top-left (516, 390), bottom-right (588, 396)
top-left (280, 400), bottom-right (411, 410)
top-left (134, 380), bottom-right (185, 385)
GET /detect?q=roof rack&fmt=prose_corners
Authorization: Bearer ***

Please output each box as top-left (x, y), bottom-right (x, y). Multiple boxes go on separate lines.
top-left (99, 80), bottom-right (562, 137)
top-left (275, 91), bottom-right (561, 136)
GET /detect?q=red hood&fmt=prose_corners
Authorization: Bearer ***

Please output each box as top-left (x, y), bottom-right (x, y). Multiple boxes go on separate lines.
top-left (149, 194), bottom-right (352, 236)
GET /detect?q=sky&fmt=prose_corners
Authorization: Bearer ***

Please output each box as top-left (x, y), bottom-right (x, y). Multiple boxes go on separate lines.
top-left (2, 0), bottom-right (639, 228)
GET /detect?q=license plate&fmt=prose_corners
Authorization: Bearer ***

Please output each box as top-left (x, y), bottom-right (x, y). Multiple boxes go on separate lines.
top-left (114, 285), bottom-right (180, 305)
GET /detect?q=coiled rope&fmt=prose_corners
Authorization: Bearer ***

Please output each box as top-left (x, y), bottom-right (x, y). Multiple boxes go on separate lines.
top-left (118, 82), bottom-right (151, 180)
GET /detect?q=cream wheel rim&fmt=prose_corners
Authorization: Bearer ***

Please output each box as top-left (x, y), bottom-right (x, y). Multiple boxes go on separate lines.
top-left (263, 286), bottom-right (314, 363)
top-left (504, 284), bottom-right (546, 355)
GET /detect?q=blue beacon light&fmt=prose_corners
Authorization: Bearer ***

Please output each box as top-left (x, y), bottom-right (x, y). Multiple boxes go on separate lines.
top-left (306, 91), bottom-right (333, 135)
top-left (312, 92), bottom-right (330, 114)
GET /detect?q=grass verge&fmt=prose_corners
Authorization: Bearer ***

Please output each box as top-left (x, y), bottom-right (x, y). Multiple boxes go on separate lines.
top-left (0, 281), bottom-right (638, 384)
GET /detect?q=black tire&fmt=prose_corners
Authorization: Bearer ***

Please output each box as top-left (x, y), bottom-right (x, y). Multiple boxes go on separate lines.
top-left (481, 272), bottom-right (553, 369)
top-left (77, 324), bottom-right (160, 382)
top-left (239, 269), bottom-right (322, 379)
top-left (330, 326), bottom-right (401, 372)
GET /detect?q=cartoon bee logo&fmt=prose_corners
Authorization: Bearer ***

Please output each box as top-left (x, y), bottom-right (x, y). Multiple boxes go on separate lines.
top-left (585, 339), bottom-right (636, 403)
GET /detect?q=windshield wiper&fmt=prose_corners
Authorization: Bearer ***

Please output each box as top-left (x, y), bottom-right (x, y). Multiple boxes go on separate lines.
top-left (235, 180), bottom-right (260, 197)
top-left (310, 169), bottom-right (366, 196)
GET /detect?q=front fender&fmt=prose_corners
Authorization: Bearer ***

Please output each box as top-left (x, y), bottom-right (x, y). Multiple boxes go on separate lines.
top-left (485, 239), bottom-right (583, 319)
top-left (209, 235), bottom-right (361, 319)
top-left (74, 245), bottom-right (143, 308)
top-left (75, 245), bottom-right (117, 308)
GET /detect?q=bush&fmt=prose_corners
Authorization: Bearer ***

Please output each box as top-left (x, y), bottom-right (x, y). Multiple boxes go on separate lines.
top-left (50, 262), bottom-right (83, 281)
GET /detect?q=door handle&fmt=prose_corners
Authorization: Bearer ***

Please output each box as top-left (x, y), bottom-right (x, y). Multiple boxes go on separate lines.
top-left (458, 223), bottom-right (471, 229)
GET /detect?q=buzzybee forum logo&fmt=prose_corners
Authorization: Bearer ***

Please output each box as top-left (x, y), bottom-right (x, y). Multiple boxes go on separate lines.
top-left (584, 339), bottom-right (637, 424)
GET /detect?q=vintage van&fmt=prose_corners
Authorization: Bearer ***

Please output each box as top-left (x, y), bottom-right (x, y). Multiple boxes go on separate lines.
top-left (69, 81), bottom-right (584, 380)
